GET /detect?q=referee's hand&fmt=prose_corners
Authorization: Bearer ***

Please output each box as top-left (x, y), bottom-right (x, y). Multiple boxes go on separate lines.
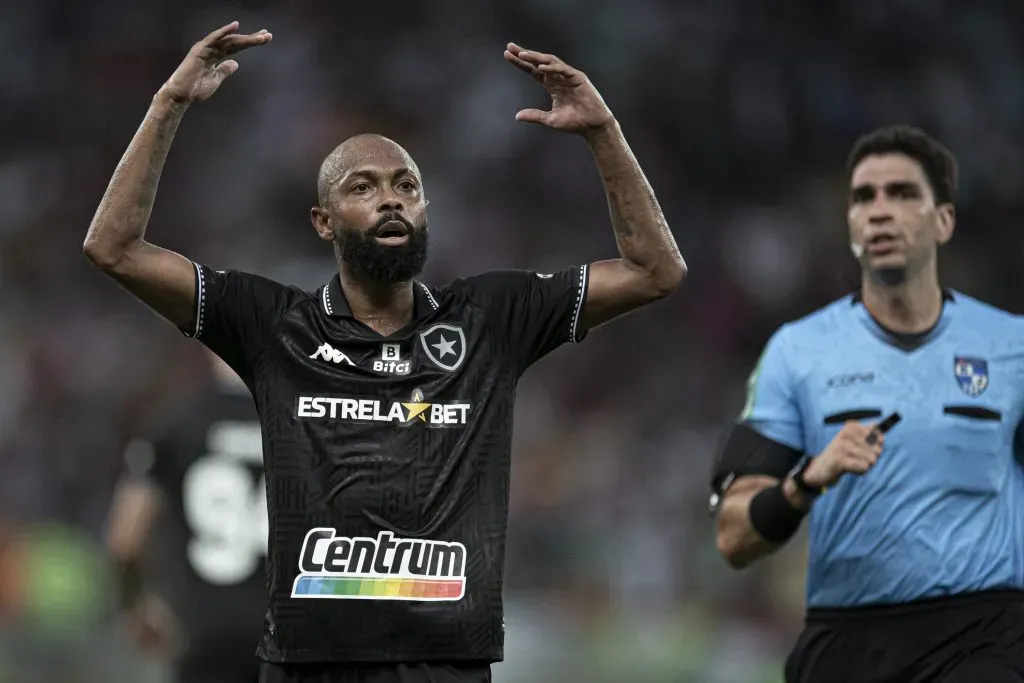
top-left (802, 421), bottom-right (885, 489)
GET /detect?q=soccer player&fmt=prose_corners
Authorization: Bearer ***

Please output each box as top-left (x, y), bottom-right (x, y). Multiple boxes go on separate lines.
top-left (84, 21), bottom-right (685, 683)
top-left (711, 125), bottom-right (1024, 683)
top-left (106, 349), bottom-right (265, 683)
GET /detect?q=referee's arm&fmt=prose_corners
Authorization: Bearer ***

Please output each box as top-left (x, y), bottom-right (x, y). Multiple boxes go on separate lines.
top-left (715, 471), bottom-right (813, 569)
top-left (713, 420), bottom-right (885, 569)
top-left (711, 327), bottom-right (810, 569)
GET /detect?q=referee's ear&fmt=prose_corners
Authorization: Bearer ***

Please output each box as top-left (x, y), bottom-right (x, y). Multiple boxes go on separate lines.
top-left (936, 202), bottom-right (955, 246)
top-left (311, 206), bottom-right (334, 242)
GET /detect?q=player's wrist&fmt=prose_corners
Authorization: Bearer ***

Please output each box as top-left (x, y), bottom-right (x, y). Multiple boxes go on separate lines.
top-left (582, 118), bottom-right (620, 144)
top-left (152, 88), bottom-right (191, 116)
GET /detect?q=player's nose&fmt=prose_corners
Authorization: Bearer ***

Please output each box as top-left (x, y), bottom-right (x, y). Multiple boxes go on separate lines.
top-left (377, 193), bottom-right (404, 214)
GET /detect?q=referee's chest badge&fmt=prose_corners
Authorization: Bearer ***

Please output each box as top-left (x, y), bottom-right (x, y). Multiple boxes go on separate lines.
top-left (954, 356), bottom-right (989, 398)
top-left (419, 324), bottom-right (467, 372)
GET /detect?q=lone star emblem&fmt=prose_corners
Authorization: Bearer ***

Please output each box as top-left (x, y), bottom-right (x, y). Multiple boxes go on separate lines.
top-left (419, 324), bottom-right (466, 372)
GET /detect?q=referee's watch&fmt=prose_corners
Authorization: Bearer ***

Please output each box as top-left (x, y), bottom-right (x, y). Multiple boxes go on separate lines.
top-left (788, 455), bottom-right (825, 500)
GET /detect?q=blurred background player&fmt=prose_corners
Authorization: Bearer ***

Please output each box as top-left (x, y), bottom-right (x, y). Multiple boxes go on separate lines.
top-left (711, 125), bottom-right (1024, 683)
top-left (107, 348), bottom-right (266, 683)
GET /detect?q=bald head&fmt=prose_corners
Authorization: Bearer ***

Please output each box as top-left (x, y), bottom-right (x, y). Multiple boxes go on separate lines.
top-left (309, 132), bottom-right (430, 283)
top-left (317, 134), bottom-right (421, 207)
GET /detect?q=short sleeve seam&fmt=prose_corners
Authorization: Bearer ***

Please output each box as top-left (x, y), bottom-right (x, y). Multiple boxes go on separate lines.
top-left (180, 261), bottom-right (207, 339)
top-left (569, 264), bottom-right (589, 343)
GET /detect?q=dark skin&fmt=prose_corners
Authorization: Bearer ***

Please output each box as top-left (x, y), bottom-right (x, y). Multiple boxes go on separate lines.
top-left (310, 136), bottom-right (428, 336)
top-left (85, 23), bottom-right (686, 342)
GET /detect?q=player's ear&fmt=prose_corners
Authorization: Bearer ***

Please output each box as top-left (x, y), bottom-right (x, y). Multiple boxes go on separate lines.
top-left (935, 203), bottom-right (955, 246)
top-left (311, 206), bottom-right (334, 242)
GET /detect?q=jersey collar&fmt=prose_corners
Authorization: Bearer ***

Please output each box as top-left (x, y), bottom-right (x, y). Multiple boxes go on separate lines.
top-left (319, 273), bottom-right (440, 320)
top-left (850, 288), bottom-right (956, 305)
top-left (850, 288), bottom-right (956, 351)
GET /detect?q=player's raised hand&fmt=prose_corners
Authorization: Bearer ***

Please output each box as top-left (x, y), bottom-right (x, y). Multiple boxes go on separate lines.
top-left (802, 421), bottom-right (886, 489)
top-left (159, 22), bottom-right (272, 105)
top-left (504, 43), bottom-right (614, 135)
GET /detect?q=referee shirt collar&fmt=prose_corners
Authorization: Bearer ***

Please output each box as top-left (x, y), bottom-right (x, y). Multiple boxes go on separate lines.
top-left (850, 288), bottom-right (956, 305)
top-left (320, 273), bottom-right (439, 320)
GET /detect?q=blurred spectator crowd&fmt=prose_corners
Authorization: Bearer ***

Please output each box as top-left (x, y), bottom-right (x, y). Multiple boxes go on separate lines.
top-left (1, 0), bottom-right (1024, 681)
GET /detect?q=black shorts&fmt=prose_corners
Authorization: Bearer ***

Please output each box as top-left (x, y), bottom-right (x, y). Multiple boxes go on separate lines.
top-left (258, 662), bottom-right (491, 683)
top-left (786, 590), bottom-right (1024, 683)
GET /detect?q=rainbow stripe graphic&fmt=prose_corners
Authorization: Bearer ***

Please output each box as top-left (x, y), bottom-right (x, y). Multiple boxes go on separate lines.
top-left (292, 576), bottom-right (465, 601)
top-left (291, 529), bottom-right (468, 602)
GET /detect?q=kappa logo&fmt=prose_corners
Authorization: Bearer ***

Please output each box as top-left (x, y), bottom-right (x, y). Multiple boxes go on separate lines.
top-left (419, 324), bottom-right (466, 372)
top-left (291, 528), bottom-right (466, 601)
top-left (310, 343), bottom-right (355, 366)
top-left (954, 356), bottom-right (989, 398)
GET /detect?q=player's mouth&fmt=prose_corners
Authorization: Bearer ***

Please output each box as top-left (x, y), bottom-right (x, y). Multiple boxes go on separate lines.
top-left (375, 220), bottom-right (411, 246)
top-left (866, 234), bottom-right (901, 256)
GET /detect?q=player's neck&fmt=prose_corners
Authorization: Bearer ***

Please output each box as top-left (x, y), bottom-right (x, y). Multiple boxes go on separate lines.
top-left (338, 270), bottom-right (415, 334)
top-left (860, 269), bottom-right (943, 334)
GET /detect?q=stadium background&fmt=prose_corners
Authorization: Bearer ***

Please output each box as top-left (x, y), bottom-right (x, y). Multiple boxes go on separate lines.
top-left (1, 1), bottom-right (1023, 681)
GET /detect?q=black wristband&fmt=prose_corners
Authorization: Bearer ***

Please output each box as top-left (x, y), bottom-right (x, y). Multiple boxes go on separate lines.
top-left (748, 484), bottom-right (806, 544)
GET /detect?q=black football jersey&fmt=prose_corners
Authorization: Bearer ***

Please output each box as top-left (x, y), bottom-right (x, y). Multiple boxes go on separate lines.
top-left (181, 262), bottom-right (590, 663)
top-left (132, 386), bottom-right (267, 651)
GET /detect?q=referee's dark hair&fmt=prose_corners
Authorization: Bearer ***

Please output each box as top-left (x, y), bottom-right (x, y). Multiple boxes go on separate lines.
top-left (846, 125), bottom-right (959, 206)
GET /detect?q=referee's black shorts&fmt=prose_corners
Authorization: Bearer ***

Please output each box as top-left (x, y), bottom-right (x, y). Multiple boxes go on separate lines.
top-left (786, 589), bottom-right (1024, 683)
top-left (258, 662), bottom-right (491, 683)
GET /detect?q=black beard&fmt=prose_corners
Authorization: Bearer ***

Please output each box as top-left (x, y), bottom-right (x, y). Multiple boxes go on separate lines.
top-left (334, 216), bottom-right (429, 284)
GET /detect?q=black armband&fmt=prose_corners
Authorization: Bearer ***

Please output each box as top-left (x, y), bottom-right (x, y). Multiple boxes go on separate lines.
top-left (711, 423), bottom-right (802, 495)
top-left (748, 484), bottom-right (806, 544)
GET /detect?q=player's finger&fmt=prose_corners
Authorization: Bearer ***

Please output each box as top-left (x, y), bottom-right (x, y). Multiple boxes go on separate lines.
top-left (222, 31), bottom-right (272, 54)
top-left (213, 59), bottom-right (240, 82)
top-left (516, 49), bottom-right (560, 67)
top-left (515, 108), bottom-right (550, 125)
top-left (204, 21), bottom-right (240, 44)
top-left (537, 62), bottom-right (576, 77)
top-left (504, 51), bottom-right (542, 80)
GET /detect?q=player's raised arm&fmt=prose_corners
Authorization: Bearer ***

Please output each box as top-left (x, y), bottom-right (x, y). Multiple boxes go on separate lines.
top-left (504, 44), bottom-right (686, 332)
top-left (83, 22), bottom-right (271, 332)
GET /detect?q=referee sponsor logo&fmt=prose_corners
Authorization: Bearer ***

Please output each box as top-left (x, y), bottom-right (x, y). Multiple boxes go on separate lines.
top-left (291, 528), bottom-right (467, 601)
top-left (295, 389), bottom-right (470, 426)
top-left (954, 356), bottom-right (989, 398)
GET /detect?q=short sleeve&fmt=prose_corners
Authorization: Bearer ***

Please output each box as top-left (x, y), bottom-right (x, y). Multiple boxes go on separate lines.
top-left (180, 263), bottom-right (293, 380)
top-left (461, 265), bottom-right (590, 375)
top-left (739, 326), bottom-right (805, 451)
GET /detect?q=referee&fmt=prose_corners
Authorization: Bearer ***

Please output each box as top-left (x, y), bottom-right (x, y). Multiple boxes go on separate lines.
top-left (711, 125), bottom-right (1024, 682)
top-left (84, 22), bottom-right (685, 683)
